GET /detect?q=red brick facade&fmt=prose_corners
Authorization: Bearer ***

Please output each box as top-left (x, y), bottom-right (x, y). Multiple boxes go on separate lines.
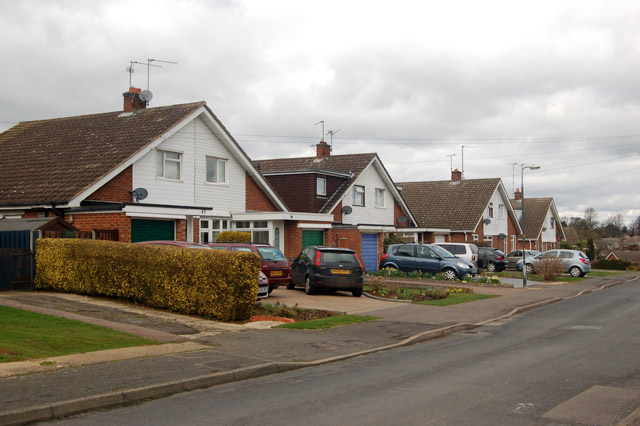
top-left (65, 212), bottom-right (131, 242)
top-left (87, 167), bottom-right (133, 203)
top-left (246, 173), bottom-right (277, 211)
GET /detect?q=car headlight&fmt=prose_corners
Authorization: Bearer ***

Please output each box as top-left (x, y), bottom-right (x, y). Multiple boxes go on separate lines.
top-left (457, 262), bottom-right (470, 269)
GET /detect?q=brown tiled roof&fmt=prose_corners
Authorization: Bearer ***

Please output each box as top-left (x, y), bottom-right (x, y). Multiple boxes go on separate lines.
top-left (397, 178), bottom-right (501, 230)
top-left (254, 153), bottom-right (377, 214)
top-left (510, 197), bottom-right (553, 238)
top-left (0, 102), bottom-right (205, 206)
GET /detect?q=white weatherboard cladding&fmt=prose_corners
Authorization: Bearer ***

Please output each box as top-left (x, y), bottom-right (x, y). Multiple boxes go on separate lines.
top-left (341, 164), bottom-right (394, 225)
top-left (132, 117), bottom-right (245, 213)
top-left (541, 208), bottom-right (556, 242)
top-left (483, 188), bottom-right (509, 237)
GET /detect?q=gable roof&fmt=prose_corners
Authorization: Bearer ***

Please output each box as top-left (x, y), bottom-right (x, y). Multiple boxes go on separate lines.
top-left (0, 217), bottom-right (77, 232)
top-left (510, 197), bottom-right (564, 240)
top-left (398, 178), bottom-right (519, 232)
top-left (0, 102), bottom-right (288, 211)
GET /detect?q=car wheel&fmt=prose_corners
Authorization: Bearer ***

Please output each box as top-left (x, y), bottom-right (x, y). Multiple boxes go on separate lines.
top-left (487, 262), bottom-right (496, 273)
top-left (268, 287), bottom-right (274, 294)
top-left (443, 268), bottom-right (457, 280)
top-left (525, 264), bottom-right (533, 275)
top-left (569, 266), bottom-right (582, 277)
top-left (304, 276), bottom-right (315, 295)
top-left (286, 281), bottom-right (295, 290)
top-left (352, 288), bottom-right (363, 297)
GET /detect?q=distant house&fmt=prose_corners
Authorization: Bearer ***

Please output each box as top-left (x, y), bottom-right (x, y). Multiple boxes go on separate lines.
top-left (510, 191), bottom-right (565, 251)
top-left (254, 142), bottom-right (417, 270)
top-left (397, 170), bottom-right (523, 254)
top-left (0, 87), bottom-right (337, 254)
top-left (606, 250), bottom-right (640, 265)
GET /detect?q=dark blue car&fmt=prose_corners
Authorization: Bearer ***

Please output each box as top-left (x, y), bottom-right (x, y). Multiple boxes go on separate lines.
top-left (379, 243), bottom-right (477, 280)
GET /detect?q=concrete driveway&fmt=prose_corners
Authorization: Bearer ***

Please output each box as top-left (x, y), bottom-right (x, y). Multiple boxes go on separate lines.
top-left (264, 286), bottom-right (395, 315)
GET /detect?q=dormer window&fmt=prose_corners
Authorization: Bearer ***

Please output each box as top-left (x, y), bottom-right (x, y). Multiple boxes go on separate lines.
top-left (353, 185), bottom-right (365, 206)
top-left (317, 177), bottom-right (327, 196)
top-left (206, 157), bottom-right (227, 184)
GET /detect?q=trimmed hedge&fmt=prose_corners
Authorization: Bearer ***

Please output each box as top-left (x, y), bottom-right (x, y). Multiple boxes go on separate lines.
top-left (592, 259), bottom-right (631, 270)
top-left (34, 239), bottom-right (260, 321)
top-left (216, 231), bottom-right (251, 242)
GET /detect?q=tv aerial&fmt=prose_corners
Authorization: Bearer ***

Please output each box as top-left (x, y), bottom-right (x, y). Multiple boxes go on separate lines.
top-left (126, 58), bottom-right (177, 93)
top-left (327, 129), bottom-right (341, 149)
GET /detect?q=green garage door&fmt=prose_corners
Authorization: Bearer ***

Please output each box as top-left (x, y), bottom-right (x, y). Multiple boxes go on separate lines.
top-left (301, 230), bottom-right (324, 249)
top-left (131, 219), bottom-right (175, 243)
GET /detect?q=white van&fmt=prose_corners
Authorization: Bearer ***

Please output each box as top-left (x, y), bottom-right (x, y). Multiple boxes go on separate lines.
top-left (434, 243), bottom-right (479, 267)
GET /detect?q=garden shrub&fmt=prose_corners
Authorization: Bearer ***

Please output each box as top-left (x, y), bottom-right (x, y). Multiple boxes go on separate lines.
top-left (534, 256), bottom-right (564, 281)
top-left (216, 231), bottom-right (251, 243)
top-left (35, 239), bottom-right (259, 321)
top-left (591, 259), bottom-right (630, 270)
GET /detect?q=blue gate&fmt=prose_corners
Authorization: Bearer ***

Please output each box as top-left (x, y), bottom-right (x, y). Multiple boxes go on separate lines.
top-left (361, 233), bottom-right (378, 272)
top-left (0, 230), bottom-right (37, 290)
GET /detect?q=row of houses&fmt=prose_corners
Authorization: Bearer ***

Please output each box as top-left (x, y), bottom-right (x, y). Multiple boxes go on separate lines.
top-left (0, 88), bottom-right (565, 270)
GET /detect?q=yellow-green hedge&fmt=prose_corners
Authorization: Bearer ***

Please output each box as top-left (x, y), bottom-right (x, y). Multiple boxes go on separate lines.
top-left (34, 239), bottom-right (260, 321)
top-left (216, 231), bottom-right (251, 242)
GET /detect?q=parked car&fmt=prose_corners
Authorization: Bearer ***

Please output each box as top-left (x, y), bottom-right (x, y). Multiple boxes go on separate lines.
top-left (380, 243), bottom-right (477, 280)
top-left (516, 249), bottom-right (591, 277)
top-left (477, 247), bottom-right (508, 272)
top-left (257, 271), bottom-right (269, 299)
top-left (288, 246), bottom-right (364, 296)
top-left (433, 242), bottom-right (479, 267)
top-left (505, 249), bottom-right (541, 269)
top-left (136, 240), bottom-right (210, 249)
top-left (208, 242), bottom-right (290, 294)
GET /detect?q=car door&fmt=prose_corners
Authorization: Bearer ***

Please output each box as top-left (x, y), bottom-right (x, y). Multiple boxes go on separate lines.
top-left (416, 246), bottom-right (440, 274)
top-left (558, 250), bottom-right (574, 272)
top-left (291, 248), bottom-right (312, 285)
top-left (507, 250), bottom-right (522, 268)
top-left (394, 244), bottom-right (417, 271)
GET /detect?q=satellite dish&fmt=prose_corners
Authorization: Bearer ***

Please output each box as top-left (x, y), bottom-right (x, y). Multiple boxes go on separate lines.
top-left (341, 206), bottom-right (353, 215)
top-left (397, 215), bottom-right (408, 224)
top-left (542, 227), bottom-right (548, 231)
top-left (498, 233), bottom-right (506, 240)
top-left (483, 218), bottom-right (491, 225)
top-left (130, 188), bottom-right (148, 202)
top-left (139, 90), bottom-right (153, 102)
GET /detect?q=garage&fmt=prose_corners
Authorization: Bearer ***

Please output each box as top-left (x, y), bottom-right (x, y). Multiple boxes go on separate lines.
top-left (361, 233), bottom-right (378, 272)
top-left (131, 219), bottom-right (175, 243)
top-left (301, 230), bottom-right (324, 249)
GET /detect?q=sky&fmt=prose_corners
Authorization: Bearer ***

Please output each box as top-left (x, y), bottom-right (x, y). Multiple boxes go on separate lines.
top-left (1, 0), bottom-right (639, 227)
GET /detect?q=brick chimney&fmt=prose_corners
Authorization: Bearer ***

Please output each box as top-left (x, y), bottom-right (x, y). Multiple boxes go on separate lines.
top-left (316, 141), bottom-right (331, 159)
top-left (123, 87), bottom-right (146, 112)
top-left (451, 169), bottom-right (462, 183)
top-left (514, 188), bottom-right (522, 200)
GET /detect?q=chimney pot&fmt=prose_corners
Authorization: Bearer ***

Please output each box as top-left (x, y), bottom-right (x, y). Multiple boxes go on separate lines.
top-left (316, 141), bottom-right (331, 159)
top-left (514, 188), bottom-right (522, 200)
top-left (123, 87), bottom-right (146, 112)
top-left (451, 169), bottom-right (462, 183)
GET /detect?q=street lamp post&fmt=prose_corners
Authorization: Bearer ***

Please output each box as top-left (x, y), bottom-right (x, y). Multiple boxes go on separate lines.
top-left (521, 164), bottom-right (540, 287)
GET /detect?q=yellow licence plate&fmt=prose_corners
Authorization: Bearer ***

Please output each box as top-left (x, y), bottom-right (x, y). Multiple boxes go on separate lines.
top-left (331, 269), bottom-right (350, 275)
top-left (270, 270), bottom-right (283, 277)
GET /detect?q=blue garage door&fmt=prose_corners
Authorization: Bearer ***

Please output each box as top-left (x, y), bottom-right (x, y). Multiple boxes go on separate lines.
top-left (361, 233), bottom-right (378, 272)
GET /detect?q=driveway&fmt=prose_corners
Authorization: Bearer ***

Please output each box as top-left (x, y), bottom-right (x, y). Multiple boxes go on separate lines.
top-left (265, 287), bottom-right (395, 315)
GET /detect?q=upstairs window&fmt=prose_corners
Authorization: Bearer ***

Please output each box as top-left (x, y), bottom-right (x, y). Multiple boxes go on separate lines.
top-left (375, 188), bottom-right (385, 207)
top-left (157, 150), bottom-right (182, 180)
top-left (488, 202), bottom-right (494, 218)
top-left (206, 157), bottom-right (227, 184)
top-left (353, 185), bottom-right (365, 206)
top-left (498, 204), bottom-right (504, 218)
top-left (317, 177), bottom-right (327, 196)
top-left (550, 217), bottom-right (555, 229)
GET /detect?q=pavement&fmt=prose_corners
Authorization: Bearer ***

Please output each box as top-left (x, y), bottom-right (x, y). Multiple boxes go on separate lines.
top-left (0, 272), bottom-right (639, 425)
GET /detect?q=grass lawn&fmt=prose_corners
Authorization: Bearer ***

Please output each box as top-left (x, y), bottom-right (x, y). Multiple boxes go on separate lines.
top-left (0, 305), bottom-right (160, 363)
top-left (587, 270), bottom-right (628, 277)
top-left (275, 315), bottom-right (379, 330)
top-left (414, 292), bottom-right (499, 306)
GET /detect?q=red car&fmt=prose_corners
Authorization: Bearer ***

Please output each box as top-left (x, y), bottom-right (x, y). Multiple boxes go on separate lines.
top-left (208, 242), bottom-right (291, 293)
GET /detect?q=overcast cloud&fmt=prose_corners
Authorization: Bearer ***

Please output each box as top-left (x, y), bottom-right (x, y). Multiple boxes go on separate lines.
top-left (1, 0), bottom-right (639, 226)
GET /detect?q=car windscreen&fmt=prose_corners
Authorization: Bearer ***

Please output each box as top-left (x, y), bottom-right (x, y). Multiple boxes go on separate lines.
top-left (257, 247), bottom-right (287, 262)
top-left (321, 252), bottom-right (359, 266)
top-left (495, 250), bottom-right (506, 256)
top-left (431, 245), bottom-right (456, 258)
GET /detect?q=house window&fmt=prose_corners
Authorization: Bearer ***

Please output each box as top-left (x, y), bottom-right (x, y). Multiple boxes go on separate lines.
top-left (472, 234), bottom-right (479, 242)
top-left (484, 235), bottom-right (493, 243)
top-left (200, 218), bottom-right (229, 243)
top-left (206, 157), bottom-right (227, 183)
top-left (353, 185), bottom-right (365, 206)
top-left (498, 204), bottom-right (504, 218)
top-left (550, 217), bottom-right (555, 229)
top-left (233, 220), bottom-right (269, 244)
top-left (488, 202), bottom-right (494, 218)
top-left (317, 177), bottom-right (327, 196)
top-left (157, 150), bottom-right (182, 180)
top-left (375, 188), bottom-right (385, 207)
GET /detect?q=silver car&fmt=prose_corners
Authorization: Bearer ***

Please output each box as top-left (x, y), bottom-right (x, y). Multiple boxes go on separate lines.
top-left (506, 250), bottom-right (541, 269)
top-left (517, 249), bottom-right (591, 277)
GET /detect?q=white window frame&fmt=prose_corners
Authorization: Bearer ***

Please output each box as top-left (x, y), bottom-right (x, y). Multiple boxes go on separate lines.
top-left (375, 188), bottom-right (385, 208)
top-left (550, 217), bottom-right (555, 229)
top-left (484, 235), bottom-right (493, 242)
top-left (206, 156), bottom-right (227, 184)
top-left (156, 149), bottom-right (182, 180)
top-left (353, 185), bottom-right (365, 206)
top-left (317, 177), bottom-right (327, 196)
top-left (472, 234), bottom-right (479, 242)
top-left (233, 220), bottom-right (270, 244)
top-left (498, 204), bottom-right (504, 218)
top-left (200, 218), bottom-right (229, 243)
top-left (488, 202), bottom-right (494, 218)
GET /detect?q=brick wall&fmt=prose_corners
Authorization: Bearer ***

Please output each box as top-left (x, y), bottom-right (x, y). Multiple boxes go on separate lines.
top-left (284, 221), bottom-right (303, 260)
top-left (331, 202), bottom-right (343, 223)
top-left (176, 219), bottom-right (186, 241)
top-left (246, 173), bottom-right (277, 211)
top-left (87, 166), bottom-right (133, 203)
top-left (66, 212), bottom-right (130, 242)
top-left (393, 200), bottom-right (411, 229)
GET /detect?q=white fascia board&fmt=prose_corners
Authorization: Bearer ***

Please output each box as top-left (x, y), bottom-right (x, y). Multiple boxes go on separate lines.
top-left (197, 112), bottom-right (289, 212)
top-left (550, 200), bottom-right (566, 240)
top-left (232, 211), bottom-right (333, 222)
top-left (262, 170), bottom-right (352, 179)
top-left (497, 181), bottom-right (523, 234)
top-left (123, 204), bottom-right (208, 218)
top-left (66, 107), bottom-right (209, 208)
top-left (298, 223), bottom-right (332, 229)
top-left (357, 225), bottom-right (397, 232)
top-left (370, 158), bottom-right (419, 227)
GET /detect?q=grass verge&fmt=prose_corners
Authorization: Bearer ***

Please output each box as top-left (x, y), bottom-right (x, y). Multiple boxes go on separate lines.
top-left (275, 315), bottom-right (379, 330)
top-left (413, 292), bottom-right (499, 306)
top-left (0, 305), bottom-right (160, 363)
top-left (587, 270), bottom-right (628, 277)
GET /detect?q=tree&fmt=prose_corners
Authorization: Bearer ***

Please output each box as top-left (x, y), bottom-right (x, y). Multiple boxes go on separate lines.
top-left (600, 214), bottom-right (626, 238)
top-left (631, 216), bottom-right (640, 236)
top-left (583, 207), bottom-right (599, 232)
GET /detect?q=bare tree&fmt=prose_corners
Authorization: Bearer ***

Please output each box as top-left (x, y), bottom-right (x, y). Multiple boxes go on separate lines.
top-left (583, 207), bottom-right (599, 237)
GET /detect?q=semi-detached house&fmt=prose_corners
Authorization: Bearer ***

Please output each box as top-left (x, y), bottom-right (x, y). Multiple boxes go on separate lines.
top-left (0, 88), bottom-right (332, 255)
